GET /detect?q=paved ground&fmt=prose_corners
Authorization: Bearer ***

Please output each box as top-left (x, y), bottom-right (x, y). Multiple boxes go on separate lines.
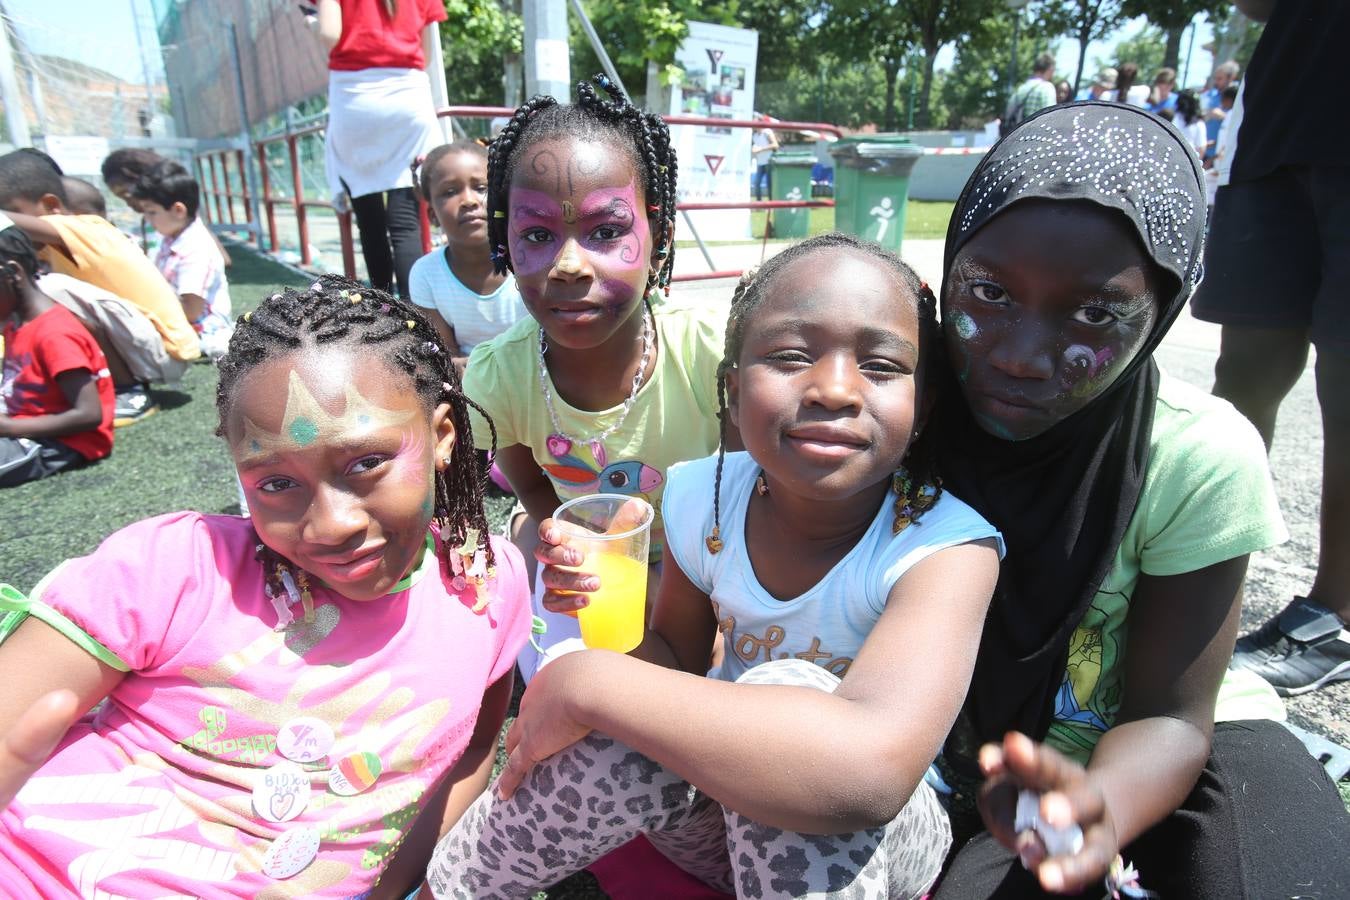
top-left (670, 238), bottom-right (1349, 750)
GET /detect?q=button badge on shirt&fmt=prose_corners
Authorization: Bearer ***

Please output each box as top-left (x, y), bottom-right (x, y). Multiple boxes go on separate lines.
top-left (253, 760), bottom-right (312, 823)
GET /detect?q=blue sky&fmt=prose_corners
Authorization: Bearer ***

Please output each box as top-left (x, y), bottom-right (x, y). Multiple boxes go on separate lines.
top-left (4, 2), bottom-right (1220, 95)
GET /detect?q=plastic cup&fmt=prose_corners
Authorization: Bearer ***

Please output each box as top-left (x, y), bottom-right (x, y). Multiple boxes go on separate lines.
top-left (553, 495), bottom-right (653, 653)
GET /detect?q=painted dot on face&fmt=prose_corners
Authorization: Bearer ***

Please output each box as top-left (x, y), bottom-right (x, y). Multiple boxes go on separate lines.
top-left (952, 310), bottom-right (978, 341)
top-left (288, 417), bottom-right (319, 446)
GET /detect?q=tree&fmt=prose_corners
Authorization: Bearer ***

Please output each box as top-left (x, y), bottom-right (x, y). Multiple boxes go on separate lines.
top-left (814, 0), bottom-right (920, 131)
top-left (1039, 0), bottom-right (1125, 94)
top-left (1121, 0), bottom-right (1229, 70)
top-left (940, 10), bottom-right (1061, 128)
top-left (1101, 24), bottom-right (1165, 80)
top-left (906, 0), bottom-right (998, 128)
top-left (438, 0), bottom-right (521, 109)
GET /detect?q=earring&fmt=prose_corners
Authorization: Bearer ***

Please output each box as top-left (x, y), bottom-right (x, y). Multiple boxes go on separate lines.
top-left (755, 473), bottom-right (768, 496)
top-left (891, 467), bottom-right (940, 534)
top-left (441, 456), bottom-right (452, 467)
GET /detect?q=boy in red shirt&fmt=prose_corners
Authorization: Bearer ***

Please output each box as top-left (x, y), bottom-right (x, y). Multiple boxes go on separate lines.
top-left (0, 214), bottom-right (113, 486)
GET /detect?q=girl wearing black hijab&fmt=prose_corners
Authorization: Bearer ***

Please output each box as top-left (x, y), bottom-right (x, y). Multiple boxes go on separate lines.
top-left (932, 103), bottom-right (1350, 897)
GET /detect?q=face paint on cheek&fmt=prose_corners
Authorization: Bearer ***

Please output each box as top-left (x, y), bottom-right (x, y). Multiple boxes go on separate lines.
top-left (507, 187), bottom-right (565, 276)
top-left (950, 310), bottom-right (979, 342)
top-left (393, 429), bottom-right (429, 485)
top-left (1062, 344), bottom-right (1118, 398)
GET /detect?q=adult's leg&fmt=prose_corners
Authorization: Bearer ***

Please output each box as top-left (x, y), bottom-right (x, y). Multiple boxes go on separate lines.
top-left (349, 190), bottom-right (395, 294)
top-left (1313, 348), bottom-right (1350, 619)
top-left (1211, 326), bottom-right (1309, 449)
top-left (384, 186), bottom-right (423, 300)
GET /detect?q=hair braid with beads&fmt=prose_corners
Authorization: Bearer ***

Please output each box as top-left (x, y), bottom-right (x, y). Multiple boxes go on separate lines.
top-left (708, 232), bottom-right (945, 552)
top-left (215, 275), bottom-right (497, 598)
top-left (485, 74), bottom-right (678, 292)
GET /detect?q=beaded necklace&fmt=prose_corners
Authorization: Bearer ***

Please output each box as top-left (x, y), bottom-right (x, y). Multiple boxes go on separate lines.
top-left (537, 307), bottom-right (654, 449)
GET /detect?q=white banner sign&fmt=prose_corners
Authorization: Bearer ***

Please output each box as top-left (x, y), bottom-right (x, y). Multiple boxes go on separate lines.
top-left (669, 21), bottom-right (758, 242)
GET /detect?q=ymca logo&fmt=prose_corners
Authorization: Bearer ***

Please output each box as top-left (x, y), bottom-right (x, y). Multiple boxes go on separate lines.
top-left (705, 49), bottom-right (723, 69)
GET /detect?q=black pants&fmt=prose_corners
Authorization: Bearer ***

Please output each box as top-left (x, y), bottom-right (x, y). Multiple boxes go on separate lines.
top-left (0, 437), bottom-right (86, 487)
top-left (349, 186), bottom-right (421, 299)
top-left (934, 720), bottom-right (1350, 899)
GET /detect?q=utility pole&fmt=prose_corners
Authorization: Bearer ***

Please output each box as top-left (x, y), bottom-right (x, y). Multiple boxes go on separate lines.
top-left (523, 0), bottom-right (569, 98)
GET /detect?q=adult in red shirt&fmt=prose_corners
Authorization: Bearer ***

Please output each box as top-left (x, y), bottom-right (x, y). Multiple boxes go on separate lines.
top-left (0, 216), bottom-right (113, 487)
top-left (317, 0), bottom-right (448, 300)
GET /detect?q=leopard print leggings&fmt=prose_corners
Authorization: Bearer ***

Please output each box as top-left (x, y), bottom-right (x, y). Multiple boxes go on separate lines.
top-left (427, 659), bottom-right (951, 899)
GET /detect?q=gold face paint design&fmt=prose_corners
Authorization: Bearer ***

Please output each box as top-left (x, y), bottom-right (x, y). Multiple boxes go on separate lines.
top-left (561, 199), bottom-right (577, 224)
top-left (238, 370), bottom-right (416, 458)
top-left (555, 242), bottom-right (583, 275)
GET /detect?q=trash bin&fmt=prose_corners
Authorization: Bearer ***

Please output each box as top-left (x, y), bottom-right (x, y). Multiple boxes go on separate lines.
top-left (768, 150), bottom-right (817, 238)
top-left (828, 135), bottom-right (922, 251)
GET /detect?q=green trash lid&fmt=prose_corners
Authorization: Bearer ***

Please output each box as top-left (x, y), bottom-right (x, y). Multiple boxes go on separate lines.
top-left (771, 150), bottom-right (817, 166)
top-left (828, 134), bottom-right (921, 160)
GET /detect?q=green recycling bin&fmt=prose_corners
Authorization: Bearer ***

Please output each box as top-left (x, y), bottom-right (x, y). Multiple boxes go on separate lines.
top-left (768, 150), bottom-right (817, 238)
top-left (828, 135), bottom-right (922, 251)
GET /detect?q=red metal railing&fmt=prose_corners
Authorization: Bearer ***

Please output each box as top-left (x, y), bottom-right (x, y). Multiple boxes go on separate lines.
top-left (195, 107), bottom-right (839, 282)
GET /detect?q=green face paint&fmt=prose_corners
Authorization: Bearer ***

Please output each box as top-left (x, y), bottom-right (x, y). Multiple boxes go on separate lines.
top-left (951, 310), bottom-right (978, 341)
top-left (288, 417), bottom-right (319, 446)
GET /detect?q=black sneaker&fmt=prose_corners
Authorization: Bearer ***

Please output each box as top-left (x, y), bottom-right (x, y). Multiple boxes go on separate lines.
top-left (1230, 596), bottom-right (1350, 696)
top-left (113, 383), bottom-right (159, 428)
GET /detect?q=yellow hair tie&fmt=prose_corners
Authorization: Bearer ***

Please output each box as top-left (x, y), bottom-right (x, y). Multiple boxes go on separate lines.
top-left (407, 320), bottom-right (416, 330)
top-left (350, 293), bottom-right (362, 304)
top-left (243, 311), bottom-right (252, 322)
top-left (492, 210), bottom-right (505, 218)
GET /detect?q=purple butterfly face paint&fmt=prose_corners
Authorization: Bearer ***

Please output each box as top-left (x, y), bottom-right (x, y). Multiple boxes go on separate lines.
top-left (506, 136), bottom-right (654, 352)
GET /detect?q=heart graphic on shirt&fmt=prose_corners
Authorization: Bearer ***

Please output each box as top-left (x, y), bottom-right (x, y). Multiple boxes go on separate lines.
top-left (270, 789), bottom-right (296, 821)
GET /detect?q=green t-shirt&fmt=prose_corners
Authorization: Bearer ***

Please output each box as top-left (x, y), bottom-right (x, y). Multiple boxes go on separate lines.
top-left (462, 300), bottom-right (727, 559)
top-left (1045, 374), bottom-right (1288, 762)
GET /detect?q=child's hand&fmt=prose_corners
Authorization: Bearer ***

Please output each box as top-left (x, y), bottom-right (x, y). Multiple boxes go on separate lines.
top-left (496, 653), bottom-right (593, 799)
top-left (977, 731), bottom-right (1119, 894)
top-left (534, 518), bottom-right (596, 617)
top-left (1, 690), bottom-right (78, 811)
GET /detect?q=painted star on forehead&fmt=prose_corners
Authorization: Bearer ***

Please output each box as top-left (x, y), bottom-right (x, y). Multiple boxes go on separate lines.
top-left (241, 370), bottom-right (416, 455)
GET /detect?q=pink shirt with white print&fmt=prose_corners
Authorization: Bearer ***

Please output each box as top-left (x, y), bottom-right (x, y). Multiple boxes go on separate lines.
top-left (0, 512), bottom-right (528, 898)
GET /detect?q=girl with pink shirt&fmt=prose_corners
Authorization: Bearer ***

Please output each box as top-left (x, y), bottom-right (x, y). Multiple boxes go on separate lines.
top-left (0, 277), bottom-right (530, 898)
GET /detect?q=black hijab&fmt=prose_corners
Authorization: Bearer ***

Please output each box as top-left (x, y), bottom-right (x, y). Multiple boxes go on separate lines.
top-left (938, 102), bottom-right (1207, 763)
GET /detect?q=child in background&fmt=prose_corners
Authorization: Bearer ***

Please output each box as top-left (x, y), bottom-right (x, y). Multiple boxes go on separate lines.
top-left (0, 278), bottom-right (530, 897)
top-left (428, 234), bottom-right (1003, 898)
top-left (59, 177), bottom-right (107, 218)
top-left (133, 160), bottom-right (235, 359)
top-left (0, 150), bottom-right (198, 426)
top-left (463, 76), bottom-right (731, 681)
top-left (0, 214), bottom-right (113, 486)
top-left (409, 141), bottom-right (526, 375)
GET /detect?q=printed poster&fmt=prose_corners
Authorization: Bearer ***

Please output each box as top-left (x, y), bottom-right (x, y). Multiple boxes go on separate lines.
top-left (669, 22), bottom-right (759, 242)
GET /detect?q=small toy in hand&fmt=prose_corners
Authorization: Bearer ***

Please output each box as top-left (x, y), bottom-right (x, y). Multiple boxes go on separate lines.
top-left (1014, 788), bottom-right (1084, 857)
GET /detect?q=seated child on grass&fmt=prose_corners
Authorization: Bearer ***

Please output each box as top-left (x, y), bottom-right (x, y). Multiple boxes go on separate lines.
top-left (0, 150), bottom-right (198, 426)
top-left (0, 214), bottom-right (112, 486)
top-left (132, 160), bottom-right (234, 359)
top-left (409, 141), bottom-right (526, 376)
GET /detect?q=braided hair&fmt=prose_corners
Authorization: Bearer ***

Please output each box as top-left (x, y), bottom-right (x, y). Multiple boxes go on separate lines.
top-left (708, 232), bottom-right (945, 551)
top-left (485, 74), bottom-right (678, 292)
top-left (215, 275), bottom-right (498, 597)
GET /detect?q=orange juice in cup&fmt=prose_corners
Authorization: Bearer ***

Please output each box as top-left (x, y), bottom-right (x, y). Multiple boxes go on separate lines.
top-left (553, 495), bottom-right (653, 653)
